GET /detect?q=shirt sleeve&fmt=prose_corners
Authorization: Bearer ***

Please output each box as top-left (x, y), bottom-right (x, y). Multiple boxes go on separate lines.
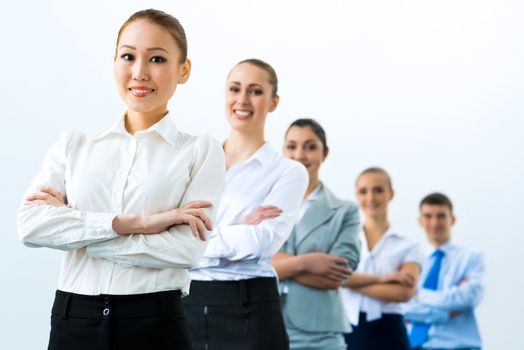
top-left (416, 251), bottom-right (486, 311)
top-left (202, 161), bottom-right (308, 262)
top-left (404, 298), bottom-right (450, 324)
top-left (17, 131), bottom-right (118, 250)
top-left (403, 240), bottom-right (426, 267)
top-left (328, 202), bottom-right (361, 270)
top-left (86, 136), bottom-right (226, 269)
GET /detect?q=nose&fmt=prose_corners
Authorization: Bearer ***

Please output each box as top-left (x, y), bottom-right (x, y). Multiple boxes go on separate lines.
top-left (295, 148), bottom-right (307, 161)
top-left (132, 59), bottom-right (150, 82)
top-left (237, 90), bottom-right (249, 105)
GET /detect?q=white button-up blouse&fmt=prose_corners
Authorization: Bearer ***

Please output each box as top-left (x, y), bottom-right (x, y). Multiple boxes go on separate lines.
top-left (340, 227), bottom-right (424, 325)
top-left (190, 143), bottom-right (308, 281)
top-left (17, 113), bottom-right (226, 296)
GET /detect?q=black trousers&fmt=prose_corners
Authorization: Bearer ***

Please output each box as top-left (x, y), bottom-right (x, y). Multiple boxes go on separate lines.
top-left (344, 312), bottom-right (410, 350)
top-left (182, 277), bottom-right (289, 350)
top-left (48, 289), bottom-right (193, 350)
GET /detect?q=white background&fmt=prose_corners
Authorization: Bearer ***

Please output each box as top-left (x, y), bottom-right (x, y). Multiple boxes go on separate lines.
top-left (1, 0), bottom-right (522, 348)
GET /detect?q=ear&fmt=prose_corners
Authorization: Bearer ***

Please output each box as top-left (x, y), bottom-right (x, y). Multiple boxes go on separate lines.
top-left (418, 214), bottom-right (423, 227)
top-left (451, 215), bottom-right (456, 226)
top-left (389, 189), bottom-right (395, 201)
top-left (177, 59), bottom-right (191, 84)
top-left (322, 148), bottom-right (330, 161)
top-left (268, 95), bottom-right (280, 112)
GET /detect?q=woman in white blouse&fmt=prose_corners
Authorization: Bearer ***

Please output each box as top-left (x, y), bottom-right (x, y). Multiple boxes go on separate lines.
top-left (182, 59), bottom-right (309, 350)
top-left (17, 9), bottom-right (225, 350)
top-left (340, 167), bottom-right (423, 350)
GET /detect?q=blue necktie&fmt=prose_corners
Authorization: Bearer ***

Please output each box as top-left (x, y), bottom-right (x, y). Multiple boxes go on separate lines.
top-left (409, 249), bottom-right (445, 349)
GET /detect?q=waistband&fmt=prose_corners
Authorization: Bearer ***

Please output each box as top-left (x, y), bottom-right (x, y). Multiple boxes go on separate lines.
top-left (52, 289), bottom-right (183, 320)
top-left (358, 312), bottom-right (404, 323)
top-left (182, 277), bottom-right (280, 306)
top-left (419, 348), bottom-right (480, 350)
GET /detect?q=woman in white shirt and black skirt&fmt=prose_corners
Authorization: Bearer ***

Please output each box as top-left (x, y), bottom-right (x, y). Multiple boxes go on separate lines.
top-left (340, 167), bottom-right (424, 350)
top-left (17, 9), bottom-right (225, 350)
top-left (182, 59), bottom-right (309, 350)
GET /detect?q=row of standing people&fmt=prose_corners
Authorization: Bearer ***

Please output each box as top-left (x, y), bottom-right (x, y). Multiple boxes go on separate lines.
top-left (17, 8), bottom-right (485, 350)
top-left (274, 144), bottom-right (486, 350)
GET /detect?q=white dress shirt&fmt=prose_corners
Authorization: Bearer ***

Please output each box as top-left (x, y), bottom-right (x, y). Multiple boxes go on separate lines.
top-left (297, 185), bottom-right (321, 221)
top-left (340, 227), bottom-right (424, 325)
top-left (17, 113), bottom-right (226, 296)
top-left (189, 143), bottom-right (308, 281)
top-left (404, 242), bottom-right (485, 349)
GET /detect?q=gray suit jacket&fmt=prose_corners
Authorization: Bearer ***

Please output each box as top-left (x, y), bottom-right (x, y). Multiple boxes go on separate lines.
top-left (280, 184), bottom-right (360, 333)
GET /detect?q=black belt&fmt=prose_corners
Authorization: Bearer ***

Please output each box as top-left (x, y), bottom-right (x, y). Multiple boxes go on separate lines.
top-left (52, 289), bottom-right (183, 319)
top-left (183, 277), bottom-right (280, 306)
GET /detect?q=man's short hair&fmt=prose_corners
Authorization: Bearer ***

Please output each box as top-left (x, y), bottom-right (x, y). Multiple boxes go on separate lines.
top-left (419, 192), bottom-right (453, 214)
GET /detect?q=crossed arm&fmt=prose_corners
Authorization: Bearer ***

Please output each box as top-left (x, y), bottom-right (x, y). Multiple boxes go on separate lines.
top-left (273, 251), bottom-right (354, 289)
top-left (17, 133), bottom-right (226, 268)
top-left (405, 252), bottom-right (486, 323)
top-left (344, 262), bottom-right (420, 302)
top-left (272, 204), bottom-right (361, 290)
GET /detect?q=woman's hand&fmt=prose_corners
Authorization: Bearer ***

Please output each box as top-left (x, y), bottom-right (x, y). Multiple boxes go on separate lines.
top-left (302, 252), bottom-right (353, 282)
top-left (25, 187), bottom-right (66, 207)
top-left (25, 188), bottom-right (214, 240)
top-left (379, 271), bottom-right (416, 288)
top-left (241, 205), bottom-right (282, 225)
top-left (141, 201), bottom-right (213, 240)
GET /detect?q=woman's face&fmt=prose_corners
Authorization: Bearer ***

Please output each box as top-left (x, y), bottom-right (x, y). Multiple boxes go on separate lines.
top-left (114, 20), bottom-right (190, 117)
top-left (355, 172), bottom-right (394, 219)
top-left (284, 126), bottom-right (326, 180)
top-left (225, 63), bottom-right (279, 133)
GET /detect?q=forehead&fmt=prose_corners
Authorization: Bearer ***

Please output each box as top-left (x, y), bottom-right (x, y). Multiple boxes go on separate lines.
top-left (356, 172), bottom-right (388, 187)
top-left (227, 63), bottom-right (270, 86)
top-left (286, 126), bottom-right (319, 142)
top-left (118, 20), bottom-right (178, 51)
top-left (420, 204), bottom-right (452, 215)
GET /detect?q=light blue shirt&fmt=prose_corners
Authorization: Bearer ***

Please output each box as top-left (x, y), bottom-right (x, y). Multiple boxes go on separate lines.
top-left (404, 241), bottom-right (485, 349)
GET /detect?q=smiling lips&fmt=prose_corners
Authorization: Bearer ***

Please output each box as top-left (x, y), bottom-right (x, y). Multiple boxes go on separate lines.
top-left (129, 86), bottom-right (155, 97)
top-left (233, 109), bottom-right (253, 120)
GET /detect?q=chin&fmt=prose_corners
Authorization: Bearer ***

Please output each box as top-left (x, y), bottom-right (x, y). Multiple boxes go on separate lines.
top-left (127, 102), bottom-right (164, 114)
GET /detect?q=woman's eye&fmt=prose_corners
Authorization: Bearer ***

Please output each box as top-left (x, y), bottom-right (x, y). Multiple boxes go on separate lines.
top-left (251, 89), bottom-right (264, 96)
top-left (306, 144), bottom-right (318, 152)
top-left (286, 144), bottom-right (296, 150)
top-left (373, 187), bottom-right (384, 194)
top-left (229, 86), bottom-right (240, 93)
top-left (358, 189), bottom-right (367, 195)
top-left (121, 53), bottom-right (134, 61)
top-left (150, 56), bottom-right (166, 63)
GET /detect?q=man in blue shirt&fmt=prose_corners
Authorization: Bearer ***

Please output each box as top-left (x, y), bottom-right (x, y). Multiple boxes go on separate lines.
top-left (405, 193), bottom-right (485, 350)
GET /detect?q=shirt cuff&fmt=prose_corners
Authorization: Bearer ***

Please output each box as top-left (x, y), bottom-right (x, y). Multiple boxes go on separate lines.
top-left (85, 212), bottom-right (118, 239)
top-left (417, 288), bottom-right (440, 304)
top-left (195, 257), bottom-right (221, 268)
top-left (202, 228), bottom-right (235, 259)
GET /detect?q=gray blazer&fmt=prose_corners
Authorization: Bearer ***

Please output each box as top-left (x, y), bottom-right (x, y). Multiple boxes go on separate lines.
top-left (280, 184), bottom-right (360, 333)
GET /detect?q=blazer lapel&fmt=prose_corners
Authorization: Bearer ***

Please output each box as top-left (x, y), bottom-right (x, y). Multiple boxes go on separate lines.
top-left (294, 185), bottom-right (336, 246)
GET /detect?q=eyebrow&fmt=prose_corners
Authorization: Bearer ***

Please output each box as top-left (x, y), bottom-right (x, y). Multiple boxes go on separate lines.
top-left (230, 81), bottom-right (264, 89)
top-left (118, 45), bottom-right (169, 54)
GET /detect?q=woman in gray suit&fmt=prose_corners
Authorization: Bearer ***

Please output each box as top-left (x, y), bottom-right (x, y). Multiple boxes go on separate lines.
top-left (272, 118), bottom-right (361, 350)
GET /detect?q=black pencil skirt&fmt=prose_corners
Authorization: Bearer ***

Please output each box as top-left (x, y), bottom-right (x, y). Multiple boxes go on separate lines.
top-left (344, 312), bottom-right (410, 350)
top-left (48, 289), bottom-right (193, 350)
top-left (181, 277), bottom-right (289, 350)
